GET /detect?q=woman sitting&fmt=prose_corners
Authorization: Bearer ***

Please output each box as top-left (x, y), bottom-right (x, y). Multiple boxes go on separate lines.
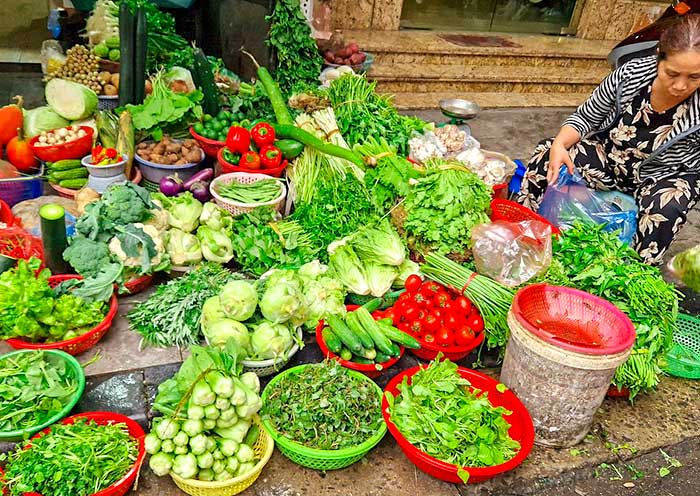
top-left (517, 14), bottom-right (700, 264)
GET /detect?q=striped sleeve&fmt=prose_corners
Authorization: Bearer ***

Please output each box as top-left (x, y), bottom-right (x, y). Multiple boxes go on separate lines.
top-left (562, 64), bottom-right (626, 137)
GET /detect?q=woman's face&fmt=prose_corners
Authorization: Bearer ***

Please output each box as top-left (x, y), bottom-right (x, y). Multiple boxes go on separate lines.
top-left (657, 50), bottom-right (700, 99)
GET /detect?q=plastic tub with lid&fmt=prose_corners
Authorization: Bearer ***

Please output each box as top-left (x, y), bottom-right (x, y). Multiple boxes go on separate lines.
top-left (500, 284), bottom-right (636, 447)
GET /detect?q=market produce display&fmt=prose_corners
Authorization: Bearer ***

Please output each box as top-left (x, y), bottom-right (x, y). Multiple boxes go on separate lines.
top-left (385, 359), bottom-right (521, 483)
top-left (261, 360), bottom-right (383, 450)
top-left (136, 137), bottom-right (203, 165)
top-left (0, 416), bottom-right (139, 496)
top-left (0, 350), bottom-right (83, 435)
top-left (0, 259), bottom-right (108, 343)
top-left (147, 346), bottom-right (264, 483)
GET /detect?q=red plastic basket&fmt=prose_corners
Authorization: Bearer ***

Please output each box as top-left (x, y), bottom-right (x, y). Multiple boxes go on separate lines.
top-left (490, 198), bottom-right (560, 235)
top-left (29, 126), bottom-right (94, 163)
top-left (409, 331), bottom-right (484, 362)
top-left (190, 126), bottom-right (225, 158)
top-left (382, 365), bottom-right (535, 484)
top-left (217, 147), bottom-right (288, 178)
top-left (28, 412), bottom-right (146, 496)
top-left (123, 273), bottom-right (153, 295)
top-left (0, 199), bottom-right (14, 225)
top-left (6, 275), bottom-right (118, 355)
top-left (315, 305), bottom-right (403, 379)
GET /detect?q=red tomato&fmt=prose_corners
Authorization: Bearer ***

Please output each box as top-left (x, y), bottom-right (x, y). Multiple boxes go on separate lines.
top-left (455, 296), bottom-right (473, 315)
top-left (384, 309), bottom-right (399, 325)
top-left (410, 319), bottom-right (423, 335)
top-left (403, 305), bottom-right (418, 322)
top-left (423, 334), bottom-right (436, 345)
top-left (444, 314), bottom-right (459, 330)
top-left (419, 281), bottom-right (440, 298)
top-left (397, 291), bottom-right (413, 303)
top-left (435, 327), bottom-right (454, 347)
top-left (404, 274), bottom-right (422, 292)
top-left (398, 321), bottom-right (411, 333)
top-left (372, 310), bottom-right (385, 320)
top-left (433, 292), bottom-right (449, 308)
top-left (468, 314), bottom-right (485, 333)
top-left (455, 326), bottom-right (475, 346)
top-left (432, 308), bottom-right (443, 321)
top-left (422, 313), bottom-right (440, 333)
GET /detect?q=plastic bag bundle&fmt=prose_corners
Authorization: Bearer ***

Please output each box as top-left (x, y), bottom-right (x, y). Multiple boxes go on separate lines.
top-left (471, 220), bottom-right (553, 287)
top-left (538, 170), bottom-right (637, 245)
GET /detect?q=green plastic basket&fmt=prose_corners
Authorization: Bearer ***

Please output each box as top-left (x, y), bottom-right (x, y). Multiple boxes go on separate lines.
top-left (260, 364), bottom-right (386, 470)
top-left (664, 313), bottom-right (700, 379)
top-left (0, 349), bottom-right (86, 441)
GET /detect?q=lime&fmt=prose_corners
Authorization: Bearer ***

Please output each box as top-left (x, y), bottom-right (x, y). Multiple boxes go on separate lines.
top-left (210, 120), bottom-right (223, 131)
top-left (193, 123), bottom-right (205, 135)
top-left (218, 133), bottom-right (227, 142)
top-left (203, 114), bottom-right (213, 122)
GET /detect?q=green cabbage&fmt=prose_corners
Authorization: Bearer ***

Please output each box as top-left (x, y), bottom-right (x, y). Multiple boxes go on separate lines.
top-left (166, 228), bottom-right (202, 266)
top-left (250, 322), bottom-right (293, 359)
top-left (328, 241), bottom-right (369, 296)
top-left (218, 280), bottom-right (257, 321)
top-left (23, 106), bottom-right (70, 138)
top-left (259, 280), bottom-right (304, 324)
top-left (351, 220), bottom-right (406, 267)
top-left (201, 296), bottom-right (227, 332)
top-left (199, 202), bottom-right (232, 233)
top-left (302, 276), bottom-right (346, 330)
top-left (45, 78), bottom-right (98, 120)
top-left (203, 318), bottom-right (250, 352)
top-left (674, 245), bottom-right (700, 291)
top-left (198, 226), bottom-right (234, 264)
top-left (393, 258), bottom-right (421, 288)
top-left (153, 192), bottom-right (203, 233)
top-left (365, 262), bottom-right (398, 298)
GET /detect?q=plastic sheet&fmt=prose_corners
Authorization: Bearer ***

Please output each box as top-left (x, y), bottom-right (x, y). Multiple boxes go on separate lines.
top-left (471, 220), bottom-right (552, 287)
top-left (538, 170), bottom-right (637, 245)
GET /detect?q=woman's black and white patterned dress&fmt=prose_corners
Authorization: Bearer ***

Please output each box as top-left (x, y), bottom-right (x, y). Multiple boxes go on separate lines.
top-left (518, 81), bottom-right (700, 265)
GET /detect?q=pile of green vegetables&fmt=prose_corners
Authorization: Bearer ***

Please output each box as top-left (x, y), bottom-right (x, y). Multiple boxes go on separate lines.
top-left (0, 351), bottom-right (82, 433)
top-left (128, 263), bottom-right (242, 348)
top-left (155, 194), bottom-right (236, 266)
top-left (328, 220), bottom-right (419, 297)
top-left (148, 346), bottom-right (262, 482)
top-left (64, 182), bottom-right (169, 284)
top-left (537, 224), bottom-right (679, 399)
top-left (0, 259), bottom-right (107, 343)
top-left (327, 75), bottom-right (430, 157)
top-left (266, 0), bottom-right (324, 95)
top-left (401, 159), bottom-right (491, 256)
top-left (1, 417), bottom-right (139, 496)
top-left (262, 360), bottom-right (383, 450)
top-left (200, 277), bottom-right (304, 362)
top-left (386, 359), bottom-right (521, 483)
top-left (214, 178), bottom-right (283, 204)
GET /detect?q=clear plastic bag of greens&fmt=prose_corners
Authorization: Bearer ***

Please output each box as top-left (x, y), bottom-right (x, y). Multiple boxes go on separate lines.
top-left (471, 220), bottom-right (552, 287)
top-left (538, 169), bottom-right (637, 245)
top-left (670, 245), bottom-right (700, 292)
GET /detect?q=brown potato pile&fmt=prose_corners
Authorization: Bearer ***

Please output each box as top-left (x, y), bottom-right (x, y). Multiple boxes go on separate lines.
top-left (136, 136), bottom-right (203, 166)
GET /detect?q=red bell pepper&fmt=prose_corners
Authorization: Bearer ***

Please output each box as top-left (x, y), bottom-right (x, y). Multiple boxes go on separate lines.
top-left (240, 151), bottom-right (261, 170)
top-left (226, 126), bottom-right (251, 154)
top-left (250, 122), bottom-right (275, 149)
top-left (260, 145), bottom-right (283, 168)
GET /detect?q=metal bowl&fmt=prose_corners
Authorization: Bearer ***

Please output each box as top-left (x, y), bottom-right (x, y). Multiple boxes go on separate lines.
top-left (439, 99), bottom-right (481, 120)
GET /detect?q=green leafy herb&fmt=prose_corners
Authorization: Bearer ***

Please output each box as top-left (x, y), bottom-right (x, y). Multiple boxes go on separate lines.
top-left (262, 360), bottom-right (383, 450)
top-left (385, 358), bottom-right (520, 483)
top-left (0, 351), bottom-right (81, 433)
top-left (403, 159), bottom-right (491, 255)
top-left (1, 417), bottom-right (138, 496)
top-left (266, 0), bottom-right (324, 94)
top-left (128, 263), bottom-right (242, 348)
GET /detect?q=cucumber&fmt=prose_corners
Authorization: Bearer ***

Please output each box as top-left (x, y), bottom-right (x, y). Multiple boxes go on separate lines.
top-left (358, 347), bottom-right (377, 360)
top-left (346, 293), bottom-right (376, 306)
top-left (39, 204), bottom-right (69, 275)
top-left (193, 47), bottom-right (219, 116)
top-left (388, 342), bottom-right (401, 357)
top-left (361, 298), bottom-right (383, 313)
top-left (48, 159), bottom-right (82, 171)
top-left (133, 7), bottom-right (147, 104)
top-left (376, 321), bottom-right (421, 349)
top-left (339, 347), bottom-right (352, 361)
top-left (118, 2), bottom-right (135, 106)
top-left (326, 314), bottom-right (362, 354)
top-left (344, 311), bottom-right (374, 350)
top-left (50, 167), bottom-right (88, 181)
top-left (354, 307), bottom-right (395, 356)
top-left (322, 327), bottom-right (342, 354)
top-left (59, 178), bottom-right (88, 189)
top-left (351, 356), bottom-right (374, 365)
top-left (374, 353), bottom-right (391, 364)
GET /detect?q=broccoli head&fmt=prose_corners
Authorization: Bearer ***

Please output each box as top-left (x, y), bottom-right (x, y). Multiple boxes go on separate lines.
top-left (63, 236), bottom-right (113, 278)
top-left (102, 182), bottom-right (156, 225)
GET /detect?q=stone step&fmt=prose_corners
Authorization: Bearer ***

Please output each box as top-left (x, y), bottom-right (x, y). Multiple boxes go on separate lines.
top-left (376, 79), bottom-right (598, 94)
top-left (389, 91), bottom-right (590, 110)
top-left (369, 63), bottom-right (610, 84)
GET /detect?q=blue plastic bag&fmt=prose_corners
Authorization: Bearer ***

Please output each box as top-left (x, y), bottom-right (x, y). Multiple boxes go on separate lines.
top-left (538, 169), bottom-right (638, 245)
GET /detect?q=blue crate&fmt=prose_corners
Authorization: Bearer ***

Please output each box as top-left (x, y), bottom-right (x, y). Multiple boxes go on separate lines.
top-left (0, 164), bottom-right (44, 207)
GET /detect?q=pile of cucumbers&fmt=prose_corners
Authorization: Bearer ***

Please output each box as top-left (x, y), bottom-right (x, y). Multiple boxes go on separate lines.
top-left (323, 306), bottom-right (420, 367)
top-left (46, 160), bottom-right (88, 190)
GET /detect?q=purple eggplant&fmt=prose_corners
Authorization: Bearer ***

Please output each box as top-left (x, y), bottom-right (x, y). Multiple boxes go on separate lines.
top-left (183, 168), bottom-right (214, 191)
top-left (190, 181), bottom-right (211, 202)
top-left (160, 174), bottom-right (184, 196)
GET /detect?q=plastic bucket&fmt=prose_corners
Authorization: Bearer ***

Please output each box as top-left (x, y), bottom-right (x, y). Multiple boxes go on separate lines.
top-left (500, 284), bottom-right (635, 447)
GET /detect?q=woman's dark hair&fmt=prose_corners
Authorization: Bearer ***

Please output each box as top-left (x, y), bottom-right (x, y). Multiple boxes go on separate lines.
top-left (658, 13), bottom-right (700, 61)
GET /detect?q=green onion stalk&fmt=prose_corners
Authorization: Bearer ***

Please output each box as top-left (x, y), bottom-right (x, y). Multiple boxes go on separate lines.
top-left (421, 253), bottom-right (514, 349)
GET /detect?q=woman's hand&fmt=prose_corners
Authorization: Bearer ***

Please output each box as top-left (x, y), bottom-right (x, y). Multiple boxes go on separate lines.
top-left (547, 141), bottom-right (575, 185)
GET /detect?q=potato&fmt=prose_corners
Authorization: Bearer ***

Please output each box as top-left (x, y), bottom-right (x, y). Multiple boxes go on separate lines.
top-left (150, 154), bottom-right (165, 164)
top-left (166, 153), bottom-right (179, 164)
top-left (103, 84), bottom-right (118, 96)
top-left (165, 143), bottom-right (181, 154)
top-left (187, 148), bottom-right (202, 163)
top-left (110, 73), bottom-right (120, 87)
top-left (175, 158), bottom-right (188, 165)
top-left (137, 142), bottom-right (149, 150)
top-left (153, 143), bottom-right (166, 155)
top-left (99, 71), bottom-right (112, 84)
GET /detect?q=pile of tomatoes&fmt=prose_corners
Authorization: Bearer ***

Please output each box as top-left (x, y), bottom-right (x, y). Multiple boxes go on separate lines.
top-left (373, 275), bottom-right (484, 348)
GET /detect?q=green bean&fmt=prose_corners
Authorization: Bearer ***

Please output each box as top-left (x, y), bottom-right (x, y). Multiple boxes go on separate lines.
top-left (215, 178), bottom-right (282, 204)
